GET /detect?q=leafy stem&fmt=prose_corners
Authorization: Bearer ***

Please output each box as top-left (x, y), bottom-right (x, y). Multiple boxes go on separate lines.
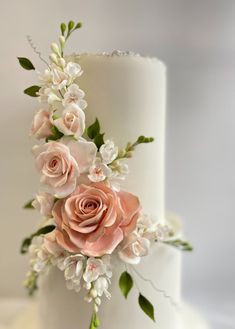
top-left (116, 135), bottom-right (154, 160)
top-left (163, 239), bottom-right (193, 251)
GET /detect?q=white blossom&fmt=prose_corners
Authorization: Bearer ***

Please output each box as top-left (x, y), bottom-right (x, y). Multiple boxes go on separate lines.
top-left (94, 277), bottom-right (111, 299)
top-left (64, 62), bottom-right (83, 80)
top-left (88, 158), bottom-right (112, 182)
top-left (62, 84), bottom-right (87, 109)
top-left (108, 160), bottom-right (129, 191)
top-left (63, 254), bottom-right (85, 292)
top-left (155, 223), bottom-right (173, 242)
top-left (83, 257), bottom-right (106, 283)
top-left (52, 67), bottom-right (68, 90)
top-left (100, 140), bottom-right (118, 164)
top-left (38, 69), bottom-right (52, 85)
top-left (38, 86), bottom-right (61, 104)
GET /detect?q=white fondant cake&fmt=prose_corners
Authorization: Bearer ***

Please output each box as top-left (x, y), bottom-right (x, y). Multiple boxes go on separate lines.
top-left (37, 54), bottom-right (184, 329)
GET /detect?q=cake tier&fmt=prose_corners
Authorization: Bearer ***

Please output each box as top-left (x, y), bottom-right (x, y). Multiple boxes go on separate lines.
top-left (39, 244), bottom-right (181, 329)
top-left (72, 53), bottom-right (166, 222)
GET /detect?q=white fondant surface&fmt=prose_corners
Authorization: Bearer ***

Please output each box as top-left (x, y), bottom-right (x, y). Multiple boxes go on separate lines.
top-left (38, 244), bottom-right (181, 329)
top-left (72, 54), bottom-right (166, 222)
top-left (2, 300), bottom-right (210, 329)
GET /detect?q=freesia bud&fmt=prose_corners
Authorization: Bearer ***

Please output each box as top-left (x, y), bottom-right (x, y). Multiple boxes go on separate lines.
top-left (59, 35), bottom-right (65, 47)
top-left (90, 289), bottom-right (98, 299)
top-left (51, 43), bottom-right (60, 56)
top-left (58, 57), bottom-right (66, 68)
top-left (49, 53), bottom-right (58, 64)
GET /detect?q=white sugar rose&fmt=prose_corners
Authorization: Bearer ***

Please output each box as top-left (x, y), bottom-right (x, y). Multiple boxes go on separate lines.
top-left (100, 140), bottom-right (118, 164)
top-left (31, 109), bottom-right (53, 139)
top-left (88, 158), bottom-right (112, 182)
top-left (118, 232), bottom-right (151, 264)
top-left (32, 192), bottom-right (54, 217)
top-left (62, 84), bottom-right (87, 109)
top-left (32, 139), bottom-right (97, 197)
top-left (53, 104), bottom-right (85, 138)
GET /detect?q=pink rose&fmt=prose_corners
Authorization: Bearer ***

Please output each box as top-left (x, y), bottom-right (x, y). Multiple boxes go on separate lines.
top-left (31, 109), bottom-right (53, 139)
top-left (52, 183), bottom-right (141, 257)
top-left (53, 105), bottom-right (85, 139)
top-left (32, 139), bottom-right (97, 198)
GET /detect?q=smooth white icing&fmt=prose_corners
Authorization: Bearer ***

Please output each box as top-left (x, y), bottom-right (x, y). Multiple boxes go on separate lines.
top-left (73, 53), bottom-right (166, 223)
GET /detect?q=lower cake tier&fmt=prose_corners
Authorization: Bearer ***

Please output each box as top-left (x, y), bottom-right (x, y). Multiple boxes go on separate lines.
top-left (38, 244), bottom-right (182, 329)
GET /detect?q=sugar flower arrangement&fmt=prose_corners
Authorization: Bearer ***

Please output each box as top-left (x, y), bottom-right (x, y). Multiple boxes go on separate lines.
top-left (19, 21), bottom-right (192, 328)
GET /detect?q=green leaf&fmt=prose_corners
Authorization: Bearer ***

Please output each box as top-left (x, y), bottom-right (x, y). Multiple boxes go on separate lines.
top-left (60, 22), bottom-right (66, 35)
top-left (93, 133), bottom-right (105, 150)
top-left (20, 225), bottom-right (55, 254)
top-left (119, 271), bottom-right (133, 299)
top-left (23, 199), bottom-right (35, 209)
top-left (68, 20), bottom-right (75, 31)
top-left (46, 126), bottom-right (64, 141)
top-left (18, 57), bottom-right (35, 70)
top-left (87, 118), bottom-right (100, 139)
top-left (138, 294), bottom-right (155, 322)
top-left (24, 85), bottom-right (40, 97)
top-left (89, 312), bottom-right (100, 329)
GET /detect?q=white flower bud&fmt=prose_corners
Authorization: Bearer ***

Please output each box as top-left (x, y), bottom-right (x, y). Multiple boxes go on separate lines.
top-left (59, 35), bottom-right (65, 47)
top-left (94, 304), bottom-right (99, 313)
top-left (51, 43), bottom-right (60, 56)
top-left (95, 297), bottom-right (101, 306)
top-left (58, 57), bottom-right (66, 68)
top-left (49, 53), bottom-right (58, 64)
top-left (84, 295), bottom-right (93, 303)
top-left (90, 288), bottom-right (98, 299)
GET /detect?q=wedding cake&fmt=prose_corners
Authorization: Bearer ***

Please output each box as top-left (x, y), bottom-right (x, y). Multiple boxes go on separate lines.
top-left (16, 21), bottom-right (209, 329)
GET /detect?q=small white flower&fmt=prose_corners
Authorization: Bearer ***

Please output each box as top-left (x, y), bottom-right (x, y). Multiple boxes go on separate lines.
top-left (118, 232), bottom-right (151, 265)
top-left (38, 87), bottom-right (61, 104)
top-left (88, 158), bottom-right (112, 182)
top-left (155, 224), bottom-right (172, 241)
top-left (63, 254), bottom-right (85, 292)
top-left (100, 140), bottom-right (118, 164)
top-left (62, 84), bottom-right (87, 109)
top-left (137, 214), bottom-right (157, 242)
top-left (83, 257), bottom-right (106, 283)
top-left (108, 160), bottom-right (129, 191)
top-left (64, 62), bottom-right (83, 79)
top-left (53, 104), bottom-right (86, 138)
top-left (38, 69), bottom-right (52, 85)
top-left (32, 192), bottom-right (54, 217)
top-left (52, 67), bottom-right (68, 90)
top-left (94, 277), bottom-right (111, 299)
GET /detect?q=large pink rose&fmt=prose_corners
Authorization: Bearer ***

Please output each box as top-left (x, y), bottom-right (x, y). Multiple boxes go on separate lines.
top-left (31, 109), bottom-right (53, 139)
top-left (52, 183), bottom-right (141, 257)
top-left (33, 139), bottom-right (97, 198)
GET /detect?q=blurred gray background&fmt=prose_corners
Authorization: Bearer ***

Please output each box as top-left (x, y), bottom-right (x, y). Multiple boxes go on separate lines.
top-left (0, 0), bottom-right (234, 328)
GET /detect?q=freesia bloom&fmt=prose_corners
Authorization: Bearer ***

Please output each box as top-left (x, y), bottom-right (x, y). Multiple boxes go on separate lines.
top-left (32, 139), bottom-right (97, 198)
top-left (32, 192), bottom-right (54, 217)
top-left (62, 84), bottom-right (87, 109)
top-left (64, 62), bottom-right (83, 79)
top-left (118, 232), bottom-right (151, 264)
top-left (63, 254), bottom-right (85, 292)
top-left (53, 182), bottom-right (141, 257)
top-left (100, 140), bottom-right (118, 164)
top-left (52, 67), bottom-right (68, 90)
top-left (88, 158), bottom-right (112, 182)
top-left (31, 109), bottom-right (53, 139)
top-left (53, 104), bottom-right (86, 138)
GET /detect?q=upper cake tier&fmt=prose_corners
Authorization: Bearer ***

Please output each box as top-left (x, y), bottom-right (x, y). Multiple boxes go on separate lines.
top-left (72, 53), bottom-right (166, 222)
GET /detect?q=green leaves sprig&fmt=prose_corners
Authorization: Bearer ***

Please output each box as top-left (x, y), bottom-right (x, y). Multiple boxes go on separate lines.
top-left (23, 199), bottom-right (35, 209)
top-left (20, 225), bottom-right (55, 254)
top-left (164, 239), bottom-right (193, 251)
top-left (86, 118), bottom-right (105, 149)
top-left (117, 135), bottom-right (154, 160)
top-left (138, 294), bottom-right (155, 322)
top-left (46, 126), bottom-right (64, 142)
top-left (119, 271), bottom-right (133, 299)
top-left (18, 57), bottom-right (35, 70)
top-left (24, 270), bottom-right (39, 296)
top-left (119, 271), bottom-right (155, 323)
top-left (24, 85), bottom-right (40, 97)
